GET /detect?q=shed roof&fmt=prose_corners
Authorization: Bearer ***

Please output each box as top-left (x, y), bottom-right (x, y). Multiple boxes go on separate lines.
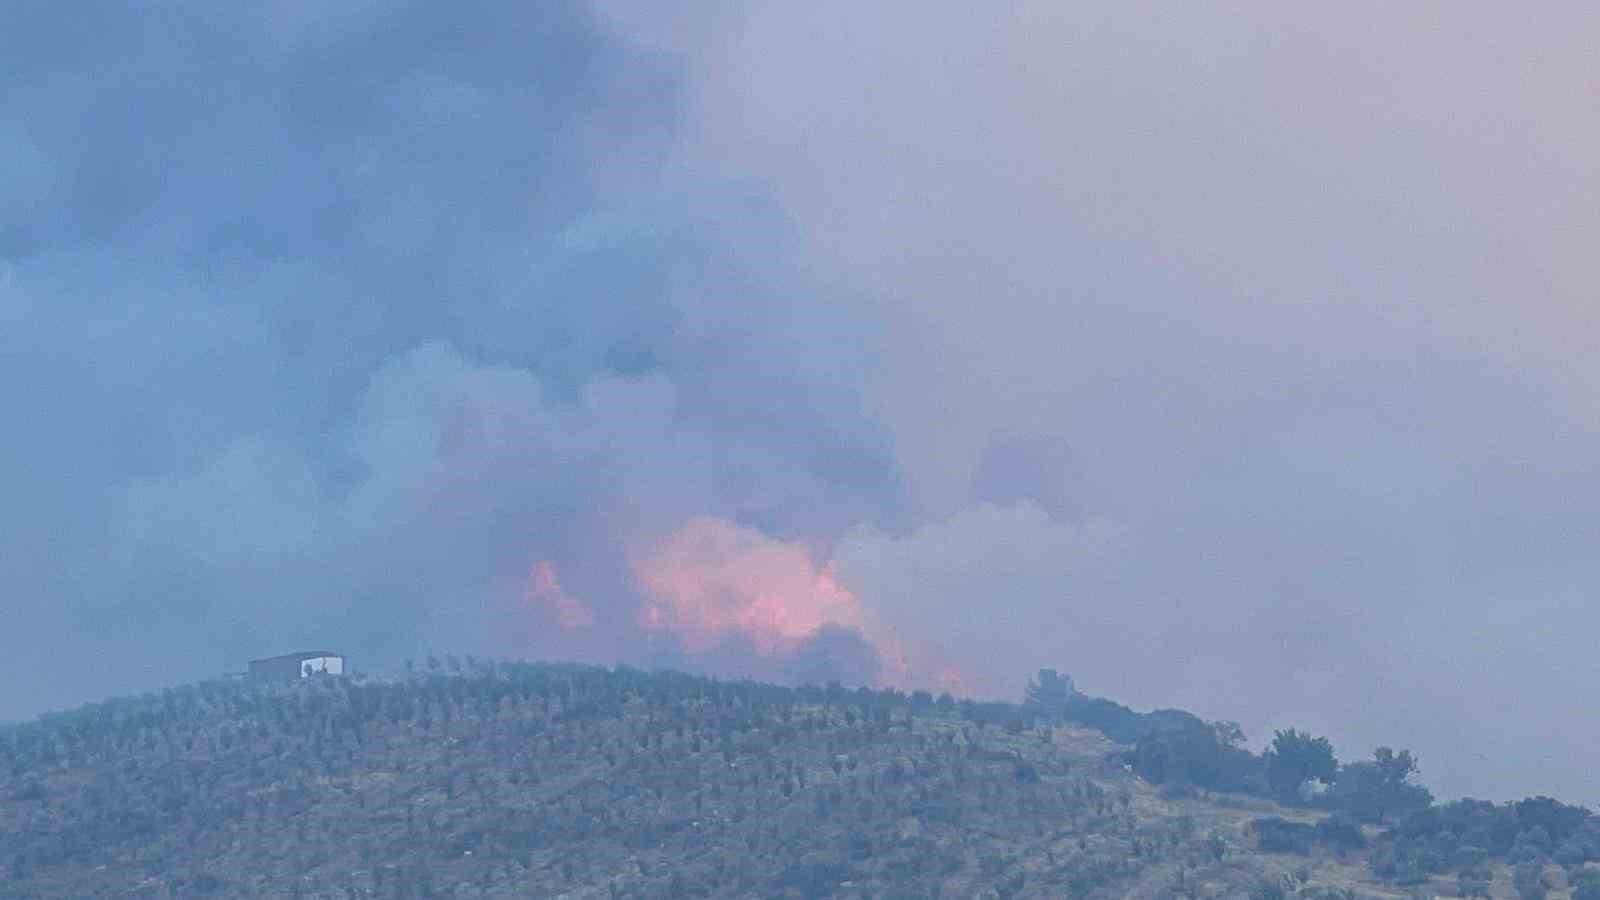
top-left (249, 650), bottom-right (343, 665)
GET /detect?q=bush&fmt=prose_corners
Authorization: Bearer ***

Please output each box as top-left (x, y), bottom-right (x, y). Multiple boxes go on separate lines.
top-left (1555, 834), bottom-right (1600, 867)
top-left (1247, 877), bottom-right (1291, 900)
top-left (1571, 868), bottom-right (1600, 900)
top-left (1316, 813), bottom-right (1367, 850)
top-left (1516, 797), bottom-right (1590, 843)
top-left (1369, 838), bottom-right (1446, 883)
top-left (1158, 780), bottom-right (1199, 800)
top-left (1265, 729), bottom-right (1337, 805)
top-left (1513, 860), bottom-right (1548, 900)
top-left (1325, 756), bottom-right (1431, 824)
top-left (1129, 721), bottom-right (1262, 794)
top-left (1252, 817), bottom-right (1316, 854)
top-left (1457, 867), bottom-right (1492, 898)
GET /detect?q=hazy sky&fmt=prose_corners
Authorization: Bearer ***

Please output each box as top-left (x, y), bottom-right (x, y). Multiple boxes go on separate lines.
top-left (5, 2), bottom-right (1599, 805)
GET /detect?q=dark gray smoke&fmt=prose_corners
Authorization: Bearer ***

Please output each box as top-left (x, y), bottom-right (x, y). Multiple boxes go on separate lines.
top-left (604, 1), bottom-right (1600, 806)
top-left (6, 0), bottom-right (1600, 808)
top-left (0, 1), bottom-right (902, 714)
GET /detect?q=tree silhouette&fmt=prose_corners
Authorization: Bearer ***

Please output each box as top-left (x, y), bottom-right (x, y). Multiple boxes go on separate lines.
top-left (1264, 729), bottom-right (1337, 803)
top-left (1023, 669), bottom-right (1075, 720)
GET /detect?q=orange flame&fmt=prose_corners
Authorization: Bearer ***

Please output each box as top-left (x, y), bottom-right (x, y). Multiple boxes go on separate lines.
top-left (630, 516), bottom-right (981, 696)
top-left (633, 516), bottom-right (863, 655)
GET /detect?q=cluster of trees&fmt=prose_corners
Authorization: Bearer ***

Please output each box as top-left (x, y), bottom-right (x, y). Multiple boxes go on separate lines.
top-left (1368, 794), bottom-right (1600, 892)
top-left (9, 660), bottom-right (1600, 897)
top-left (1128, 719), bottom-right (1431, 827)
top-left (1023, 665), bottom-right (1599, 895)
top-left (1026, 667), bottom-right (1600, 892)
top-left (1020, 668), bottom-right (1431, 830)
top-left (0, 661), bottom-right (1248, 898)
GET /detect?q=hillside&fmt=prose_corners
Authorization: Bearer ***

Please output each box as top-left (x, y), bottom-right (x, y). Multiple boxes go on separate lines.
top-left (2, 663), bottom-right (1596, 899)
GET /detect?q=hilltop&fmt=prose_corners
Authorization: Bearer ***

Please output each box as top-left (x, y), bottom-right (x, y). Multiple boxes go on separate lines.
top-left (2, 662), bottom-right (1597, 898)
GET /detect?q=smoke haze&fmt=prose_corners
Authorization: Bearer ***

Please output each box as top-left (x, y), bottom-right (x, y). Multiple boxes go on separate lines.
top-left (5, 1), bottom-right (1600, 805)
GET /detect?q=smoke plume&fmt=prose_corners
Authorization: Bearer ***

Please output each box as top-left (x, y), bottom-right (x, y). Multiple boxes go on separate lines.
top-left (6, 0), bottom-right (1600, 807)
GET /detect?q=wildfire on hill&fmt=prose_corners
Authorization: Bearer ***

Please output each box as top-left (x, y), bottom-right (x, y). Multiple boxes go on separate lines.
top-left (520, 515), bottom-right (973, 695)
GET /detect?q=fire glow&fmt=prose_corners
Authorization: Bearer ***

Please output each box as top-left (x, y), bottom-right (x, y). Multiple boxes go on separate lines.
top-left (632, 516), bottom-right (863, 655)
top-left (519, 516), bottom-right (976, 695)
top-left (524, 560), bottom-right (594, 629)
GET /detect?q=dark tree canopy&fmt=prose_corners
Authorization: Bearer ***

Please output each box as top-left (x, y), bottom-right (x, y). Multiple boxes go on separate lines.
top-left (1374, 747), bottom-right (1418, 784)
top-left (1265, 729), bottom-right (1338, 803)
top-left (1324, 747), bottom-right (1430, 824)
top-left (1128, 721), bottom-right (1263, 795)
top-left (1023, 668), bottom-right (1075, 718)
top-left (1211, 720), bottom-right (1247, 749)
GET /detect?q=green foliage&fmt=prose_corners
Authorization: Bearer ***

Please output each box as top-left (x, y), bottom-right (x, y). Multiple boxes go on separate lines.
top-left (1373, 747), bottom-right (1417, 783)
top-left (1572, 867), bottom-right (1600, 900)
top-left (1368, 834), bottom-right (1447, 884)
top-left (1515, 795), bottom-right (1591, 844)
top-left (1324, 748), bottom-right (1432, 825)
top-left (1247, 875), bottom-right (1291, 900)
top-left (1513, 860), bottom-right (1548, 900)
top-left (1251, 817), bottom-right (1317, 854)
top-left (1211, 720), bottom-right (1246, 748)
top-left (1128, 719), bottom-right (1263, 794)
top-left (1457, 865), bottom-right (1492, 898)
top-left (4, 659), bottom-right (1591, 899)
top-left (1314, 812), bottom-right (1367, 850)
top-left (0, 661), bottom-right (1181, 898)
top-left (1265, 729), bottom-right (1338, 804)
top-left (1023, 668), bottom-right (1075, 719)
top-left (1372, 793), bottom-right (1600, 883)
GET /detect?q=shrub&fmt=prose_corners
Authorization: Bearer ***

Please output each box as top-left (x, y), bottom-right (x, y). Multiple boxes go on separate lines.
top-left (1315, 813), bottom-right (1367, 850)
top-left (1264, 729), bottom-right (1337, 805)
top-left (1247, 877), bottom-right (1290, 900)
top-left (1571, 868), bottom-right (1600, 900)
top-left (1158, 780), bottom-right (1199, 800)
top-left (1513, 860), bottom-right (1548, 900)
top-left (1456, 867), bottom-right (1492, 898)
top-left (1129, 721), bottom-right (1261, 794)
top-left (1252, 817), bottom-right (1316, 854)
